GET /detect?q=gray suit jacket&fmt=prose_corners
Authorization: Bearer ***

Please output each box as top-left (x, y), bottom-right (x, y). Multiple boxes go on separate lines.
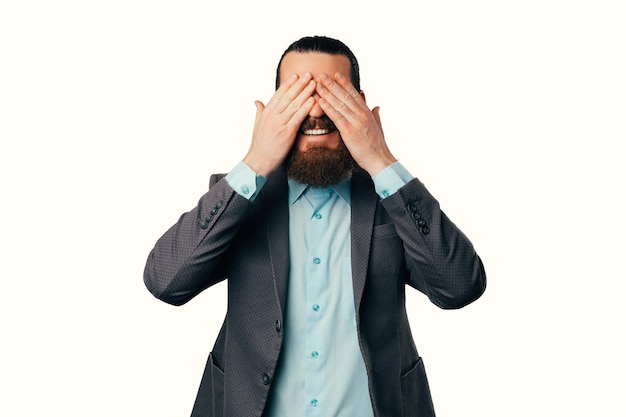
top-left (144, 167), bottom-right (486, 417)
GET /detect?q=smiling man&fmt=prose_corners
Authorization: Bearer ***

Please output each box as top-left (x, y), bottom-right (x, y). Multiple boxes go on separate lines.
top-left (144, 36), bottom-right (486, 417)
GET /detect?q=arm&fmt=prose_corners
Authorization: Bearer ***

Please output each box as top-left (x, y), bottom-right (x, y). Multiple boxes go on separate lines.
top-left (317, 73), bottom-right (486, 308)
top-left (143, 176), bottom-right (252, 306)
top-left (144, 73), bottom-right (316, 305)
top-left (383, 178), bottom-right (486, 309)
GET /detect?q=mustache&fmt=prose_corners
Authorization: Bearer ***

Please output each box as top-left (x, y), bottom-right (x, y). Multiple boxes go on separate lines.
top-left (299, 115), bottom-right (337, 132)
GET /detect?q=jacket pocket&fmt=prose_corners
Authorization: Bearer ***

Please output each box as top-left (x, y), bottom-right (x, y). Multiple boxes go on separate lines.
top-left (210, 354), bottom-right (225, 417)
top-left (400, 357), bottom-right (436, 417)
top-left (191, 353), bottom-right (225, 417)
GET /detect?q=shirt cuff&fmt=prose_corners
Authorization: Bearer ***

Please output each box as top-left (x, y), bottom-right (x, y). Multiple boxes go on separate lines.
top-left (372, 161), bottom-right (414, 199)
top-left (225, 161), bottom-right (267, 201)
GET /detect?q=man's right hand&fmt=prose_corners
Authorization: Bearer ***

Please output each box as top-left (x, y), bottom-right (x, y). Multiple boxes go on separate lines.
top-left (243, 72), bottom-right (316, 177)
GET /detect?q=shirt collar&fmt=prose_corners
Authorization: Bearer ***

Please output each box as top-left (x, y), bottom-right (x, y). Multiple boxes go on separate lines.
top-left (288, 176), bottom-right (352, 206)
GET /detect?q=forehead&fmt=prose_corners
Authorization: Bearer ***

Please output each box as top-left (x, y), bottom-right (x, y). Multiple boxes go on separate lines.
top-left (279, 51), bottom-right (352, 83)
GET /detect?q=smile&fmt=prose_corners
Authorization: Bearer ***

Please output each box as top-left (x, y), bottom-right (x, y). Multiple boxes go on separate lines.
top-left (301, 128), bottom-right (336, 136)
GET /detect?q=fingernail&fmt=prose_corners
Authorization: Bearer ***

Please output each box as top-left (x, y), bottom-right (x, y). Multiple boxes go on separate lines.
top-left (289, 74), bottom-right (298, 81)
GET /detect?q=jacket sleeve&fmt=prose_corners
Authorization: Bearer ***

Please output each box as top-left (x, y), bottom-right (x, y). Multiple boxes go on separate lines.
top-left (381, 178), bottom-right (486, 309)
top-left (143, 174), bottom-right (252, 306)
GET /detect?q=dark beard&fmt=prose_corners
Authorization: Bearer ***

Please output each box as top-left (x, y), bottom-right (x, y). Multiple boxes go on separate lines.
top-left (285, 140), bottom-right (356, 188)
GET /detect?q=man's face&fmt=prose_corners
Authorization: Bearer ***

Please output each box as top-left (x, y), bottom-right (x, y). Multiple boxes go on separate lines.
top-left (279, 51), bottom-right (354, 153)
top-left (279, 52), bottom-right (359, 186)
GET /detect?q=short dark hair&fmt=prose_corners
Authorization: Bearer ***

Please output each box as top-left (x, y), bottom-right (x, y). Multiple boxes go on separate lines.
top-left (275, 36), bottom-right (360, 91)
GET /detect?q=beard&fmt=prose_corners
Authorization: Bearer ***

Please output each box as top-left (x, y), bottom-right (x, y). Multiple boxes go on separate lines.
top-left (285, 139), bottom-right (357, 188)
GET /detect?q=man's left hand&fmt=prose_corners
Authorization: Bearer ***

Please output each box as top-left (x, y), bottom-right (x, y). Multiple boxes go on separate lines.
top-left (317, 73), bottom-right (397, 176)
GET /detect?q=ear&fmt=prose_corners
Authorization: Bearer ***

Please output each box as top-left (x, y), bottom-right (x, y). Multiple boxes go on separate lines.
top-left (360, 90), bottom-right (366, 103)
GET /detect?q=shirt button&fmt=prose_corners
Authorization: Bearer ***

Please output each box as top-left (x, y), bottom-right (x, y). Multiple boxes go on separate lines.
top-left (241, 185), bottom-right (250, 195)
top-left (313, 257), bottom-right (321, 265)
top-left (312, 304), bottom-right (320, 312)
top-left (311, 399), bottom-right (319, 407)
top-left (311, 351), bottom-right (319, 359)
top-left (275, 319), bottom-right (281, 332)
top-left (314, 213), bottom-right (322, 220)
top-left (382, 190), bottom-right (390, 198)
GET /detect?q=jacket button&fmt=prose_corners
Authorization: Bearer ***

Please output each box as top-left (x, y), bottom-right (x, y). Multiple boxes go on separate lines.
top-left (421, 226), bottom-right (430, 235)
top-left (261, 373), bottom-right (271, 385)
top-left (210, 208), bottom-right (218, 215)
top-left (199, 222), bottom-right (208, 229)
top-left (417, 218), bottom-right (426, 227)
top-left (275, 320), bottom-right (281, 332)
top-left (407, 203), bottom-right (417, 212)
top-left (411, 211), bottom-right (421, 220)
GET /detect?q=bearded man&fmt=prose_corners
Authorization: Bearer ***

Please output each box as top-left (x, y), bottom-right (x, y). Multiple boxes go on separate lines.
top-left (144, 35), bottom-right (486, 417)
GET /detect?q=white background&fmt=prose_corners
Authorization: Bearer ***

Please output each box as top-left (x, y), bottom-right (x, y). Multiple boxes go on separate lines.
top-left (1, 1), bottom-right (624, 416)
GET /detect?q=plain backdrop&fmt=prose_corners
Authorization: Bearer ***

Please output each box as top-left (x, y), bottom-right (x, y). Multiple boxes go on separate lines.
top-left (1, 1), bottom-right (624, 416)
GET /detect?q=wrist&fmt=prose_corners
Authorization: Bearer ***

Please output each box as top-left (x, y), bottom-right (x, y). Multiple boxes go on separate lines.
top-left (362, 155), bottom-right (397, 177)
top-left (243, 154), bottom-right (277, 178)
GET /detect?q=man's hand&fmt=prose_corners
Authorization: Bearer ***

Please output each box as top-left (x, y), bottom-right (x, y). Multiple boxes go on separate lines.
top-left (243, 73), bottom-right (316, 177)
top-left (317, 73), bottom-right (397, 176)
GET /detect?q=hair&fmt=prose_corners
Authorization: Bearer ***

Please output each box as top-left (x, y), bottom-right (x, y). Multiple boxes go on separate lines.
top-left (275, 36), bottom-right (360, 91)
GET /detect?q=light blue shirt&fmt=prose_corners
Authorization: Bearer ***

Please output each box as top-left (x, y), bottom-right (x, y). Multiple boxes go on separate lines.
top-left (225, 162), bottom-right (413, 416)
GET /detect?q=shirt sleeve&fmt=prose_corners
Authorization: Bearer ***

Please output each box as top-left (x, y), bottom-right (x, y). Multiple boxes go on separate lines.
top-left (224, 161), bottom-right (267, 201)
top-left (372, 161), bottom-right (415, 199)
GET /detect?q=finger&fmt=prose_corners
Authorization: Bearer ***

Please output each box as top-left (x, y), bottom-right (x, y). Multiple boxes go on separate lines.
top-left (282, 79), bottom-right (316, 117)
top-left (318, 95), bottom-right (350, 131)
top-left (318, 73), bottom-right (364, 113)
top-left (334, 73), bottom-right (362, 100)
top-left (286, 96), bottom-right (315, 132)
top-left (265, 73), bottom-right (298, 110)
top-left (317, 80), bottom-right (358, 126)
top-left (270, 72), bottom-right (314, 111)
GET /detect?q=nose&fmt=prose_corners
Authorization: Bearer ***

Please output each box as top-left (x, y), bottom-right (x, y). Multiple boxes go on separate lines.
top-left (308, 92), bottom-right (325, 118)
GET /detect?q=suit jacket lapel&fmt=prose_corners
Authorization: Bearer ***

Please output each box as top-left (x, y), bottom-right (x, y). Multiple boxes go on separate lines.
top-left (350, 169), bottom-right (378, 314)
top-left (263, 168), bottom-right (290, 316)
top-left (261, 168), bottom-right (377, 318)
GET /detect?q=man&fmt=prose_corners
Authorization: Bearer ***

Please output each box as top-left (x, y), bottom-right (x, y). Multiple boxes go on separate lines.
top-left (144, 36), bottom-right (486, 417)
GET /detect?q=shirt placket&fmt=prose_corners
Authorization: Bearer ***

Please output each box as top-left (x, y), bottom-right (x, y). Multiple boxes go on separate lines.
top-left (305, 189), bottom-right (331, 417)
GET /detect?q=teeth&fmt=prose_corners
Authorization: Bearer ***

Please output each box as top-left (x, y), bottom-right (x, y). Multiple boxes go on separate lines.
top-left (303, 128), bottom-right (330, 136)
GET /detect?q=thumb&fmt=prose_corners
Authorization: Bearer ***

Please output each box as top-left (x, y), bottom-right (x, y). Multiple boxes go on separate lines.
top-left (372, 106), bottom-right (382, 128)
top-left (254, 100), bottom-right (265, 121)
